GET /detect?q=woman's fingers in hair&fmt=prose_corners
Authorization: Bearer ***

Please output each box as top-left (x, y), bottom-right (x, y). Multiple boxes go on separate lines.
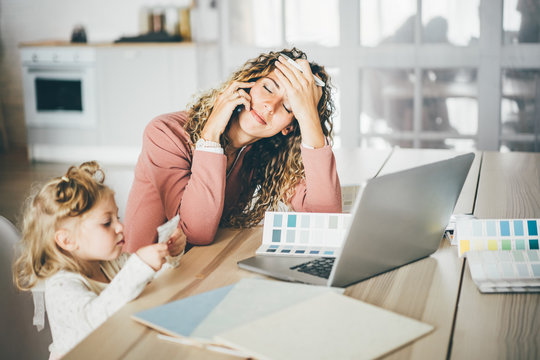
top-left (276, 56), bottom-right (312, 88)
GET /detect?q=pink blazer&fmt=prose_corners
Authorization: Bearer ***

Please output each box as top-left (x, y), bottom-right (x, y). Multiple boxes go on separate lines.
top-left (124, 111), bottom-right (341, 252)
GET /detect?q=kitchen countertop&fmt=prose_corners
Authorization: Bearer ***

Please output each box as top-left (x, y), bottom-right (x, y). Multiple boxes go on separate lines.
top-left (19, 40), bottom-right (196, 48)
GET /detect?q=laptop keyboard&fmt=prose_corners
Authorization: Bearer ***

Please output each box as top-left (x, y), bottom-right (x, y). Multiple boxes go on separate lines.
top-left (290, 257), bottom-right (335, 279)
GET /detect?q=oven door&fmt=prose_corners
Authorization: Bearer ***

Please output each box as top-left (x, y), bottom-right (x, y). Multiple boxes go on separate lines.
top-left (22, 64), bottom-right (97, 128)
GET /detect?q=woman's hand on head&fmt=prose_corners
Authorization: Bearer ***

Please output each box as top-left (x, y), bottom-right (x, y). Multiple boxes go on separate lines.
top-left (166, 228), bottom-right (186, 257)
top-left (201, 81), bottom-right (255, 142)
top-left (136, 243), bottom-right (169, 271)
top-left (274, 56), bottom-right (325, 148)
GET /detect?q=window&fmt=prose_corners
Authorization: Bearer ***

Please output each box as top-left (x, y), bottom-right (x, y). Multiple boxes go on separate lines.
top-left (359, 0), bottom-right (416, 46)
top-left (504, 0), bottom-right (540, 44)
top-left (219, 0), bottom-right (540, 151)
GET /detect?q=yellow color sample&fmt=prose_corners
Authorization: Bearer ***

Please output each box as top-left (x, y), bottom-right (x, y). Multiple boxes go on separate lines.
top-left (474, 239), bottom-right (484, 250)
top-left (488, 239), bottom-right (498, 250)
top-left (460, 240), bottom-right (470, 255)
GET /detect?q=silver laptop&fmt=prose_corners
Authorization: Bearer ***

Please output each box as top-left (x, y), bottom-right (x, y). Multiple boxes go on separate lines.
top-left (238, 153), bottom-right (475, 287)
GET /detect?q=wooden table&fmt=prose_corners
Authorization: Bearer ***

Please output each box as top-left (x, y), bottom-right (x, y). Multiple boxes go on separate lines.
top-left (64, 148), bottom-right (540, 360)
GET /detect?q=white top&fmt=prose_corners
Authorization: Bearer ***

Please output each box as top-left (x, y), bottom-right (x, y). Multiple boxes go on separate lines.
top-left (44, 253), bottom-right (181, 358)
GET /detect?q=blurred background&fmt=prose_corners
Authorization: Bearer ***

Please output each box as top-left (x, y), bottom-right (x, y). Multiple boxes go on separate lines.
top-left (1, 0), bottom-right (539, 165)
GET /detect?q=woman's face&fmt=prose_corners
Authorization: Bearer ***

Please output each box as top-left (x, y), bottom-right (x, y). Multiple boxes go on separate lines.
top-left (235, 70), bottom-right (295, 141)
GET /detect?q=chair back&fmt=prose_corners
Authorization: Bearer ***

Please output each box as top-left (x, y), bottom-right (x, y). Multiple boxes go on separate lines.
top-left (0, 215), bottom-right (51, 359)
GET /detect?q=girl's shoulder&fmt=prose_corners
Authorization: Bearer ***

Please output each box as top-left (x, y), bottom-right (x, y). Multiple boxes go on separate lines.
top-left (45, 269), bottom-right (90, 294)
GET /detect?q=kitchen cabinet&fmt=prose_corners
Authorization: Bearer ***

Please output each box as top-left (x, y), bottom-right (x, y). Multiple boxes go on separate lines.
top-left (96, 44), bottom-right (197, 147)
top-left (20, 42), bottom-right (199, 163)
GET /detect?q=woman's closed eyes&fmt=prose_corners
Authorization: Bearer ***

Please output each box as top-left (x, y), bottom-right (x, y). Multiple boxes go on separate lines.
top-left (263, 82), bottom-right (291, 114)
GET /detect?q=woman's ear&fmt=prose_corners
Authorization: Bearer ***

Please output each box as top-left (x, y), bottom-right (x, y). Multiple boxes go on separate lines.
top-left (55, 229), bottom-right (78, 252)
top-left (281, 125), bottom-right (294, 136)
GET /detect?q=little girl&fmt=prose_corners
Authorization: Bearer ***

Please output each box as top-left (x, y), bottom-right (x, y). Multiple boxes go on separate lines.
top-left (12, 161), bottom-right (186, 359)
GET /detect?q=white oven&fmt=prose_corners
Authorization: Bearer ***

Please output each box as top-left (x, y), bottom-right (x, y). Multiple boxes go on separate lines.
top-left (21, 47), bottom-right (97, 128)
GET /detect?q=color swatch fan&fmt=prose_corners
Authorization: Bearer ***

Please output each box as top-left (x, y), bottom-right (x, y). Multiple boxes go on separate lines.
top-left (456, 218), bottom-right (540, 293)
top-left (456, 219), bottom-right (539, 257)
top-left (257, 211), bottom-right (351, 257)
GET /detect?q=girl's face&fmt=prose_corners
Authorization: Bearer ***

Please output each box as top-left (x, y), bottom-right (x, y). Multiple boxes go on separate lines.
top-left (72, 194), bottom-right (125, 262)
top-left (235, 70), bottom-right (295, 141)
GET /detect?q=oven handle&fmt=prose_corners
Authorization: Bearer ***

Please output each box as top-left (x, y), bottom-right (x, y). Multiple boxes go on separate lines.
top-left (25, 66), bottom-right (92, 73)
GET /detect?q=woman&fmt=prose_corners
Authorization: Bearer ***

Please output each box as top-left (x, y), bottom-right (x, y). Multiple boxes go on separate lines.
top-left (124, 48), bottom-right (342, 252)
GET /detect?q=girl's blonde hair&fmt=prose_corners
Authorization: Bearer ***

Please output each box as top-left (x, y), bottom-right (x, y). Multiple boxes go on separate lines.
top-left (185, 48), bottom-right (335, 228)
top-left (13, 161), bottom-right (113, 291)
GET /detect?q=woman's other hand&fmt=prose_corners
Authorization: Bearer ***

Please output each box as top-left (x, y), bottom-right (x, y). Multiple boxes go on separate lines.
top-left (201, 81), bottom-right (255, 142)
top-left (136, 243), bottom-right (169, 271)
top-left (166, 228), bottom-right (186, 257)
top-left (275, 56), bottom-right (325, 148)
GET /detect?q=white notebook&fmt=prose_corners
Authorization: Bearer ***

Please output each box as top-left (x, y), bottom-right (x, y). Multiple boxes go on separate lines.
top-left (215, 291), bottom-right (434, 360)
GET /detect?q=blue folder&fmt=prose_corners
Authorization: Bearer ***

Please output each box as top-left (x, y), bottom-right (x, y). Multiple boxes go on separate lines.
top-left (132, 284), bottom-right (234, 338)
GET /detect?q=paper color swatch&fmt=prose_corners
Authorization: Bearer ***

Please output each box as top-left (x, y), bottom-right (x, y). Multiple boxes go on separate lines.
top-left (257, 211), bottom-right (351, 257)
top-left (467, 250), bottom-right (540, 293)
top-left (456, 219), bottom-right (540, 257)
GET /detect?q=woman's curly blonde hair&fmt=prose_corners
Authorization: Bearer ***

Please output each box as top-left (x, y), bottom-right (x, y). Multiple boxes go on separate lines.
top-left (185, 48), bottom-right (335, 228)
top-left (13, 161), bottom-right (113, 291)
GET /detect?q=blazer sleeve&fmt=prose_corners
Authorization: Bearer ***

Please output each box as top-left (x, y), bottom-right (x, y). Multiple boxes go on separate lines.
top-left (141, 118), bottom-right (227, 245)
top-left (289, 144), bottom-right (342, 213)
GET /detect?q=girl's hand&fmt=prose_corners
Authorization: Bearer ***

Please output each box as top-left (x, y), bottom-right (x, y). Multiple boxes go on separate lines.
top-left (136, 243), bottom-right (169, 271)
top-left (201, 81), bottom-right (255, 142)
top-left (274, 56), bottom-right (325, 148)
top-left (166, 228), bottom-right (187, 257)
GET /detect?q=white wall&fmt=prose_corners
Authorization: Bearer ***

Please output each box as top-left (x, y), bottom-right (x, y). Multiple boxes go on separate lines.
top-left (0, 0), bottom-right (219, 149)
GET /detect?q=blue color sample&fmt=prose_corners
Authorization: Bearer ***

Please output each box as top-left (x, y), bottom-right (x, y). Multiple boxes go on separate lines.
top-left (517, 264), bottom-right (529, 278)
top-left (329, 216), bottom-right (338, 229)
top-left (301, 215), bottom-right (310, 228)
top-left (473, 222), bottom-right (483, 236)
top-left (273, 214), bottom-right (283, 227)
top-left (527, 220), bottom-right (538, 236)
top-left (287, 214), bottom-right (297, 227)
top-left (310, 250), bottom-right (319, 254)
top-left (527, 251), bottom-right (539, 261)
top-left (532, 264), bottom-right (540, 277)
top-left (501, 263), bottom-right (514, 278)
top-left (486, 221), bottom-right (497, 236)
top-left (514, 220), bottom-right (524, 236)
top-left (295, 250), bottom-right (305, 254)
top-left (530, 239), bottom-right (539, 250)
top-left (500, 221), bottom-right (510, 236)
top-left (281, 249), bottom-right (291, 253)
top-left (286, 230), bottom-right (295, 243)
top-left (267, 249), bottom-right (276, 253)
top-left (272, 229), bottom-right (281, 242)
top-left (324, 251), bottom-right (334, 255)
top-left (133, 284), bottom-right (234, 337)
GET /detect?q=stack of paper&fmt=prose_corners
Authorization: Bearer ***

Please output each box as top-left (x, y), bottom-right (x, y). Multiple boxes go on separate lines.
top-left (133, 278), bottom-right (434, 359)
